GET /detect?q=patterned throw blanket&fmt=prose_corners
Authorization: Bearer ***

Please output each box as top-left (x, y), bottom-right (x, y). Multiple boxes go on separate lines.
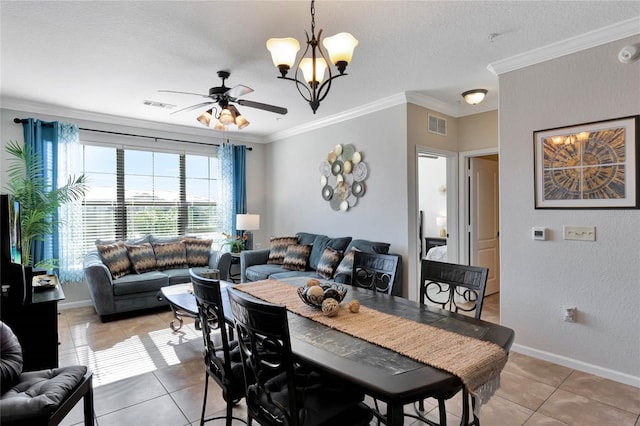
top-left (234, 279), bottom-right (508, 409)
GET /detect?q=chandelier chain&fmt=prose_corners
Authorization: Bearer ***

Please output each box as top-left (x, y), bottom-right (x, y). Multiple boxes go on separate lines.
top-left (310, 0), bottom-right (316, 36)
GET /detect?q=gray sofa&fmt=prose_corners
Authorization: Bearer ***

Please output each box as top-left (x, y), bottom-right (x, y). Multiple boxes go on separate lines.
top-left (241, 232), bottom-right (402, 296)
top-left (83, 235), bottom-right (231, 321)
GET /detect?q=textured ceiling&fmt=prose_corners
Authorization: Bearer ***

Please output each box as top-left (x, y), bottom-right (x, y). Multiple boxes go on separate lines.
top-left (1, 1), bottom-right (638, 141)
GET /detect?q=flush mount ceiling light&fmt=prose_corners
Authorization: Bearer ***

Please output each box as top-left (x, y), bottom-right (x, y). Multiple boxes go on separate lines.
top-left (267, 0), bottom-right (358, 114)
top-left (462, 89), bottom-right (488, 105)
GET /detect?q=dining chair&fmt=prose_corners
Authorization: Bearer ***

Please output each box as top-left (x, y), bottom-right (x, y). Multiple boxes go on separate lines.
top-left (227, 288), bottom-right (374, 426)
top-left (351, 251), bottom-right (400, 295)
top-left (189, 269), bottom-right (247, 426)
top-left (407, 259), bottom-right (489, 426)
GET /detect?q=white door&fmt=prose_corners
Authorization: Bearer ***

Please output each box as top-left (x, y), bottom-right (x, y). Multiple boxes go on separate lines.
top-left (470, 157), bottom-right (500, 295)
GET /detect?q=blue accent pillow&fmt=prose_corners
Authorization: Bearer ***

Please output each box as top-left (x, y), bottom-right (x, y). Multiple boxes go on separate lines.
top-left (344, 239), bottom-right (390, 254)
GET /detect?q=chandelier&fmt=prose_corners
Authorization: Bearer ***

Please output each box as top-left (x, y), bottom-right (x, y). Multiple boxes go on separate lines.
top-left (266, 0), bottom-right (358, 114)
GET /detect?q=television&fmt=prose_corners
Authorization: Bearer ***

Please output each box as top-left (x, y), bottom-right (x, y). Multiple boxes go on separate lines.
top-left (1, 194), bottom-right (29, 304)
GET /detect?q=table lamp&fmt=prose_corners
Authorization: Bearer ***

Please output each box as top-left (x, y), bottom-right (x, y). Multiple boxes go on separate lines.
top-left (236, 214), bottom-right (260, 250)
top-left (436, 216), bottom-right (447, 238)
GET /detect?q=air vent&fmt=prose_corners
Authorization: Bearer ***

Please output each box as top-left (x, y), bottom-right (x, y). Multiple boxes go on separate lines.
top-left (143, 100), bottom-right (176, 109)
top-left (428, 114), bottom-right (447, 136)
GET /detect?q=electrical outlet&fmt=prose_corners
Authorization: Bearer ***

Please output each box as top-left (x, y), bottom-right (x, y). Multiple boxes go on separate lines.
top-left (563, 226), bottom-right (596, 241)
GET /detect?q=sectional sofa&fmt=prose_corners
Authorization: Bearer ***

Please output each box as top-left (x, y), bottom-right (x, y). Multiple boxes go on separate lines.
top-left (240, 231), bottom-right (403, 296)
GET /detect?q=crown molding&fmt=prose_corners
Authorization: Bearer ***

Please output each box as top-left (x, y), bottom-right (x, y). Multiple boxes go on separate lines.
top-left (405, 92), bottom-right (459, 117)
top-left (488, 17), bottom-right (640, 76)
top-left (1, 97), bottom-right (264, 144)
top-left (265, 93), bottom-right (408, 142)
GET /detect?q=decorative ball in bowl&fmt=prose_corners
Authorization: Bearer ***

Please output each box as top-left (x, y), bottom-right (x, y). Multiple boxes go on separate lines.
top-left (297, 283), bottom-right (347, 308)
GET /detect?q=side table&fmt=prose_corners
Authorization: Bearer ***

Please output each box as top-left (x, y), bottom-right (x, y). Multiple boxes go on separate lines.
top-left (229, 253), bottom-right (241, 283)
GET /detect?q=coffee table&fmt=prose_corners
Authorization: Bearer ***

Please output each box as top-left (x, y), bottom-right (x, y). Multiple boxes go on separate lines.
top-left (158, 281), bottom-right (232, 331)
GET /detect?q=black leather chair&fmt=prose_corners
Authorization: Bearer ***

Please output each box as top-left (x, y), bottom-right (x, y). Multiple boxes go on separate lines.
top-left (227, 288), bottom-right (373, 426)
top-left (0, 321), bottom-right (94, 426)
top-left (351, 251), bottom-right (400, 295)
top-left (409, 260), bottom-right (489, 426)
top-left (190, 269), bottom-right (247, 426)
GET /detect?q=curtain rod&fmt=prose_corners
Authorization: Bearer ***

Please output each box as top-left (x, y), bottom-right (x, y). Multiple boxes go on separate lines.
top-left (12, 118), bottom-right (252, 150)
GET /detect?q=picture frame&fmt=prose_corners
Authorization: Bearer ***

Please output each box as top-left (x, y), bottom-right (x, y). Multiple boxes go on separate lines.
top-left (534, 115), bottom-right (639, 209)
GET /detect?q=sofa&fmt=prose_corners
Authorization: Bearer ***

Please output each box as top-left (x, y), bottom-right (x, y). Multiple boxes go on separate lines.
top-left (83, 234), bottom-right (231, 321)
top-left (240, 232), bottom-right (403, 296)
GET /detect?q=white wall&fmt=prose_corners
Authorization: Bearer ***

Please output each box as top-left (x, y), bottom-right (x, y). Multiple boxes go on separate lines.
top-left (263, 104), bottom-right (410, 294)
top-left (499, 35), bottom-right (640, 386)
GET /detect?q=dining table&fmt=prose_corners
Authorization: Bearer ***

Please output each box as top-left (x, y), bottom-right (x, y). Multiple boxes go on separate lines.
top-left (221, 276), bottom-right (515, 426)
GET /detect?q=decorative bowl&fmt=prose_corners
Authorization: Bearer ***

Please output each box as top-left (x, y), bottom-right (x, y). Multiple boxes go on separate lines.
top-left (297, 284), bottom-right (347, 308)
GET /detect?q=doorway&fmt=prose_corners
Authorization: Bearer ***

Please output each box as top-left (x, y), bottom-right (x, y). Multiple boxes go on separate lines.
top-left (416, 147), bottom-right (458, 266)
top-left (459, 150), bottom-right (500, 296)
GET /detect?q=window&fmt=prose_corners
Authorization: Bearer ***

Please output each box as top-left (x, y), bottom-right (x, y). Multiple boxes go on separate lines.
top-left (80, 145), bottom-right (220, 256)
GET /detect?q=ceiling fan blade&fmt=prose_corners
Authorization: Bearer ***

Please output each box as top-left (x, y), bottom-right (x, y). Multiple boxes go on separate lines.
top-left (237, 99), bottom-right (288, 115)
top-left (159, 89), bottom-right (210, 98)
top-left (170, 101), bottom-right (215, 115)
top-left (226, 84), bottom-right (254, 100)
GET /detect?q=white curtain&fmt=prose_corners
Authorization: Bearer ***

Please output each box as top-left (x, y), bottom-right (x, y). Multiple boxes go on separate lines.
top-left (218, 143), bottom-right (234, 239)
top-left (57, 123), bottom-right (85, 283)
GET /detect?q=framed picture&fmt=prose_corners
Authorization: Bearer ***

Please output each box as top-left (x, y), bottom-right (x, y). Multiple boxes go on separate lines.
top-left (534, 115), bottom-right (639, 209)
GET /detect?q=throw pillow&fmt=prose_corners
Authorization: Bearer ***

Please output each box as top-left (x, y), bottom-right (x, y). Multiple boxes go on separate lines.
top-left (267, 236), bottom-right (298, 265)
top-left (334, 248), bottom-right (360, 278)
top-left (180, 237), bottom-right (213, 267)
top-left (282, 244), bottom-right (312, 271)
top-left (345, 239), bottom-right (390, 254)
top-left (153, 241), bottom-right (188, 270)
top-left (316, 247), bottom-right (343, 279)
top-left (97, 241), bottom-right (132, 279)
top-left (309, 235), bottom-right (352, 270)
top-left (125, 242), bottom-right (157, 274)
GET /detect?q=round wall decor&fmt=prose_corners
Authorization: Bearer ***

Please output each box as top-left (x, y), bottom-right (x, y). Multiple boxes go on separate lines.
top-left (318, 144), bottom-right (368, 211)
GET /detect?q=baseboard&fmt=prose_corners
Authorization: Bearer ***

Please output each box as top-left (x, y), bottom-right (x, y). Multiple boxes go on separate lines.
top-left (59, 299), bottom-right (94, 310)
top-left (512, 344), bottom-right (640, 388)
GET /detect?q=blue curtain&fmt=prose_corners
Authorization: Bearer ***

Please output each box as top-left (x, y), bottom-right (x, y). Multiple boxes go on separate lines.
top-left (218, 143), bottom-right (247, 239)
top-left (22, 119), bottom-right (58, 266)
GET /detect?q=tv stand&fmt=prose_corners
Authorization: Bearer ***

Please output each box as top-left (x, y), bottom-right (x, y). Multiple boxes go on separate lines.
top-left (1, 283), bottom-right (65, 370)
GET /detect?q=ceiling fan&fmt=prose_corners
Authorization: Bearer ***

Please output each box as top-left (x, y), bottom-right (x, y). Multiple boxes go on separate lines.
top-left (159, 70), bottom-right (287, 130)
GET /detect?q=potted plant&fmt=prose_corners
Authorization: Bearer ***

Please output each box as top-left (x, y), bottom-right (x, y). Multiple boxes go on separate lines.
top-left (3, 140), bottom-right (87, 269)
top-left (220, 232), bottom-right (247, 253)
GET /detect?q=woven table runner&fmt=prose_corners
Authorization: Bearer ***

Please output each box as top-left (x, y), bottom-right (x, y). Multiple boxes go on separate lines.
top-left (234, 280), bottom-right (508, 407)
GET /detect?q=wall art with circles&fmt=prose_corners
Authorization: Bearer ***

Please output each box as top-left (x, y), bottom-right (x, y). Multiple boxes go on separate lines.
top-left (319, 144), bottom-right (368, 212)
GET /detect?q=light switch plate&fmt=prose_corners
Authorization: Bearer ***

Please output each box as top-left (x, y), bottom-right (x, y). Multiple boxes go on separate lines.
top-left (563, 226), bottom-right (596, 241)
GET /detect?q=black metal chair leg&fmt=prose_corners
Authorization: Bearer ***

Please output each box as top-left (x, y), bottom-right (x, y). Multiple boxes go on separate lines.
top-left (459, 389), bottom-right (470, 426)
top-left (201, 373), bottom-right (209, 426)
top-left (438, 398), bottom-right (447, 426)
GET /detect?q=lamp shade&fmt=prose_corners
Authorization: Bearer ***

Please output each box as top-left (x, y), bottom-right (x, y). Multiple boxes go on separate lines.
top-left (236, 214), bottom-right (260, 231)
top-left (235, 114), bottom-right (250, 130)
top-left (219, 108), bottom-right (235, 125)
top-left (462, 89), bottom-right (488, 105)
top-left (322, 32), bottom-right (358, 66)
top-left (267, 37), bottom-right (301, 68)
top-left (300, 57), bottom-right (327, 84)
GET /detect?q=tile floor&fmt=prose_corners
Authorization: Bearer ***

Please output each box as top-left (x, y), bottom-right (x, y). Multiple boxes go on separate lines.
top-left (56, 294), bottom-right (640, 426)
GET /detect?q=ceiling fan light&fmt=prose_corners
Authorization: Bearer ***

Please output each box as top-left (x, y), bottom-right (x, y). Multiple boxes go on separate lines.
top-left (462, 89), bottom-right (488, 105)
top-left (267, 37), bottom-right (301, 69)
top-left (196, 109), bottom-right (213, 126)
top-left (219, 108), bottom-right (235, 125)
top-left (300, 57), bottom-right (327, 85)
top-left (213, 120), bottom-right (226, 131)
top-left (236, 114), bottom-right (250, 130)
top-left (322, 32), bottom-right (358, 70)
